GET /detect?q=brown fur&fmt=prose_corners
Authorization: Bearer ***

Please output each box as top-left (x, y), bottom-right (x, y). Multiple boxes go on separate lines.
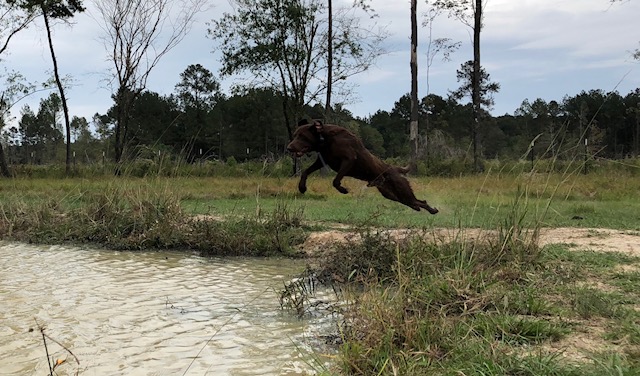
top-left (287, 119), bottom-right (438, 214)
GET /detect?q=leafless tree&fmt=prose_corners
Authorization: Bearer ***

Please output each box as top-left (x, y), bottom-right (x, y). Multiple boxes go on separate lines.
top-left (609, 0), bottom-right (639, 60)
top-left (93, 0), bottom-right (206, 167)
top-left (423, 9), bottom-right (459, 96)
top-left (40, 0), bottom-right (85, 176)
top-left (472, 0), bottom-right (482, 172)
top-left (324, 0), bottom-right (333, 120)
top-left (325, 0), bottom-right (378, 121)
top-left (409, 0), bottom-right (418, 171)
top-left (422, 8), bottom-right (460, 163)
top-left (0, 2), bottom-right (37, 177)
top-left (0, 1), bottom-right (37, 55)
top-left (428, 0), bottom-right (486, 171)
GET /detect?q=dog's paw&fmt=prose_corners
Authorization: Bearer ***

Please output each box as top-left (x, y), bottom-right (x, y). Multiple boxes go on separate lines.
top-left (298, 184), bottom-right (307, 194)
top-left (337, 186), bottom-right (349, 194)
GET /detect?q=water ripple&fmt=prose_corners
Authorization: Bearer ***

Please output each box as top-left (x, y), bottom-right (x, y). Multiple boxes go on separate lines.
top-left (0, 242), bottom-right (328, 375)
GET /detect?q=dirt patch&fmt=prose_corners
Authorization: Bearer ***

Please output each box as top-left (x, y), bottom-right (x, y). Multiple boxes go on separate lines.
top-left (542, 320), bottom-right (619, 362)
top-left (301, 227), bottom-right (640, 257)
top-left (191, 213), bottom-right (640, 257)
top-left (539, 228), bottom-right (640, 256)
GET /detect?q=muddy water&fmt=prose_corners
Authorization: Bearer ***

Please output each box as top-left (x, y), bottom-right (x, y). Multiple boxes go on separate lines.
top-left (0, 242), bottom-right (330, 375)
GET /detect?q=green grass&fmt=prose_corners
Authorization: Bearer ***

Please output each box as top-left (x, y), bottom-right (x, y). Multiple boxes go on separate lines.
top-left (0, 164), bottom-right (639, 230)
top-left (179, 171), bottom-right (640, 229)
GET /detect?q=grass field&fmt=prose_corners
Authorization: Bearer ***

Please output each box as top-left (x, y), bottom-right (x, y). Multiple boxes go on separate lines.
top-left (1, 167), bottom-right (638, 230)
top-left (1, 165), bottom-right (640, 375)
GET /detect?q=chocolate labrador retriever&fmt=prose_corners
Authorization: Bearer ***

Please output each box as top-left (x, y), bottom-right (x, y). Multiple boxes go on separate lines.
top-left (287, 119), bottom-right (439, 214)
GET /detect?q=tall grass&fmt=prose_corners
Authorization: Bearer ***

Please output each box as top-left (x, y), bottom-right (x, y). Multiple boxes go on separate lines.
top-left (0, 183), bottom-right (307, 256)
top-left (301, 197), bottom-right (561, 374)
top-left (2, 153), bottom-right (640, 373)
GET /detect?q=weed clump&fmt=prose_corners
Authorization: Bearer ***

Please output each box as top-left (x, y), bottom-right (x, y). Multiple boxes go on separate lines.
top-left (190, 203), bottom-right (307, 257)
top-left (299, 220), bottom-right (577, 375)
top-left (0, 188), bottom-right (307, 256)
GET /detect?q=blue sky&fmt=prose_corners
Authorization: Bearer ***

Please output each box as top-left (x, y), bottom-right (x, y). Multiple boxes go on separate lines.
top-left (3, 0), bottom-right (640, 126)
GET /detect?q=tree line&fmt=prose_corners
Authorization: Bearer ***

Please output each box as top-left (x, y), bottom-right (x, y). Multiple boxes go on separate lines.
top-left (3, 62), bottom-right (640, 170)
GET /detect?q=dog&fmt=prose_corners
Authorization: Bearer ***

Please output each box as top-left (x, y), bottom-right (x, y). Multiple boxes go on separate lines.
top-left (287, 119), bottom-right (438, 214)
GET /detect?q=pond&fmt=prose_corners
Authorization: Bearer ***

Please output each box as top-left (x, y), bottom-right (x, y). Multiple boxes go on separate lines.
top-left (0, 242), bottom-right (331, 375)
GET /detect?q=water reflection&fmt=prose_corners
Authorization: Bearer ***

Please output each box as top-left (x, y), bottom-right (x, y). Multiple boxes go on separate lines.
top-left (0, 242), bottom-right (330, 375)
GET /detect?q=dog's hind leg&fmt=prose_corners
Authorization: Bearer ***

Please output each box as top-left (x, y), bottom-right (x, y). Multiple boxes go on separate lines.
top-left (418, 199), bottom-right (439, 214)
top-left (376, 185), bottom-right (422, 211)
top-left (391, 177), bottom-right (439, 214)
top-left (332, 158), bottom-right (356, 194)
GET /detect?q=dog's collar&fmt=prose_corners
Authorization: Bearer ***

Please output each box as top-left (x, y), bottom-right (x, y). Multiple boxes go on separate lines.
top-left (314, 131), bottom-right (328, 168)
top-left (313, 130), bottom-right (326, 149)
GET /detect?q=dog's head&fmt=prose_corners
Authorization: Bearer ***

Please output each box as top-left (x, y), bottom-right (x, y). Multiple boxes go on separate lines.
top-left (286, 119), bottom-right (324, 157)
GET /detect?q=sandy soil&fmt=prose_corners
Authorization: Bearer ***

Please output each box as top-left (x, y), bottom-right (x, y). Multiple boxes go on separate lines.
top-left (301, 227), bottom-right (640, 257)
top-left (538, 227), bottom-right (640, 256)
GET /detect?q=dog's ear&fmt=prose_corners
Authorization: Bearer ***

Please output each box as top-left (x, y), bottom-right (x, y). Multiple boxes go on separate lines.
top-left (297, 118), bottom-right (310, 127)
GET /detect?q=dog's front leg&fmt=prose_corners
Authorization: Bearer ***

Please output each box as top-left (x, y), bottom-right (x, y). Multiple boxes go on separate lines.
top-left (298, 156), bottom-right (324, 194)
top-left (332, 159), bottom-right (355, 194)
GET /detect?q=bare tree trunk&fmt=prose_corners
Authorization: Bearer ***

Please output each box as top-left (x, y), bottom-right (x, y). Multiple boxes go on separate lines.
top-left (324, 0), bottom-right (333, 121)
top-left (636, 113), bottom-right (640, 157)
top-left (42, 9), bottom-right (72, 176)
top-left (114, 88), bottom-right (127, 164)
top-left (113, 86), bottom-right (140, 175)
top-left (472, 0), bottom-right (482, 172)
top-left (0, 142), bottom-right (11, 177)
top-left (114, 105), bottom-right (123, 165)
top-left (634, 104), bottom-right (640, 156)
top-left (409, 0), bottom-right (419, 172)
top-left (280, 94), bottom-right (298, 176)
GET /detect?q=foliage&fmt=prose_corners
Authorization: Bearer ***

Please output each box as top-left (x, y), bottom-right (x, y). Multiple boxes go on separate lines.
top-left (208, 0), bottom-right (385, 132)
top-left (175, 64), bottom-right (223, 112)
top-left (10, 0), bottom-right (84, 19)
top-left (427, 0), bottom-right (476, 26)
top-left (10, 0), bottom-right (86, 175)
top-left (14, 94), bottom-right (64, 163)
top-left (5, 80), bottom-right (640, 172)
top-left (0, 1), bottom-right (36, 56)
top-left (1, 0), bottom-right (639, 175)
top-left (450, 60), bottom-right (501, 111)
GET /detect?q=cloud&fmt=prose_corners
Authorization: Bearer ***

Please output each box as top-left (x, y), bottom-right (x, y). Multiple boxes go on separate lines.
top-left (2, 0), bottom-right (639, 126)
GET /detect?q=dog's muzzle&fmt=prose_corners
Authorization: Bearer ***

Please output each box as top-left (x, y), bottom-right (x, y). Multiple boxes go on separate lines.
top-left (287, 144), bottom-right (307, 158)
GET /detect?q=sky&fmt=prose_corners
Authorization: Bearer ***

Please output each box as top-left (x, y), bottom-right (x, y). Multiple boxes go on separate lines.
top-left (2, 0), bottom-right (640, 128)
